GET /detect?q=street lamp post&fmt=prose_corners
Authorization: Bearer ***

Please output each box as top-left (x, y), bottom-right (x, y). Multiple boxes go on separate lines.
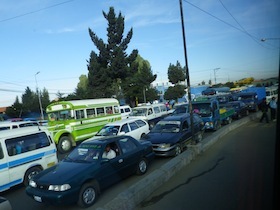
top-left (35, 71), bottom-right (44, 120)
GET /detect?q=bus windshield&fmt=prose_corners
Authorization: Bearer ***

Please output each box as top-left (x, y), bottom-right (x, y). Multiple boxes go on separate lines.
top-left (48, 110), bottom-right (73, 121)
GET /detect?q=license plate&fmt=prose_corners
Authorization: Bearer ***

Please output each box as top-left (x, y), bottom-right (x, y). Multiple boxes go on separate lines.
top-left (34, 195), bottom-right (42, 202)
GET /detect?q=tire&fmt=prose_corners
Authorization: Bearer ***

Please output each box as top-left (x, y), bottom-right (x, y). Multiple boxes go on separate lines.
top-left (58, 136), bottom-right (72, 154)
top-left (195, 131), bottom-right (203, 142)
top-left (77, 182), bottom-right (99, 208)
top-left (245, 110), bottom-right (249, 116)
top-left (136, 158), bottom-right (148, 175)
top-left (174, 144), bottom-right (182, 156)
top-left (227, 117), bottom-right (232, 124)
top-left (24, 166), bottom-right (42, 186)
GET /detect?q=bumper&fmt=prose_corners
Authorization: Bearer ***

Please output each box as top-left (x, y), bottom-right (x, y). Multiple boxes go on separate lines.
top-left (26, 186), bottom-right (79, 206)
top-left (152, 146), bottom-right (176, 157)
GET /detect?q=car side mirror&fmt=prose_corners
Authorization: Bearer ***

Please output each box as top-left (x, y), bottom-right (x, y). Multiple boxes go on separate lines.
top-left (119, 131), bottom-right (125, 135)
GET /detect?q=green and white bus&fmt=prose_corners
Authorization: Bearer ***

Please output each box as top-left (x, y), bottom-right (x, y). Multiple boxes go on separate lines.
top-left (46, 98), bottom-right (121, 153)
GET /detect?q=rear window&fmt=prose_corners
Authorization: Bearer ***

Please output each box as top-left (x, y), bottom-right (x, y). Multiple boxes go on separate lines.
top-left (5, 132), bottom-right (51, 156)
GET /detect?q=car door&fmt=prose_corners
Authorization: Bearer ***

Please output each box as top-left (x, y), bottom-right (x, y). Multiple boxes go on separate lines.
top-left (116, 137), bottom-right (141, 177)
top-left (127, 121), bottom-right (140, 139)
top-left (180, 120), bottom-right (192, 147)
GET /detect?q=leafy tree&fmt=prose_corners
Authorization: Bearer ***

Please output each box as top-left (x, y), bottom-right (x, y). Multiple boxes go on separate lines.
top-left (6, 96), bottom-right (23, 118)
top-left (201, 80), bottom-right (205, 85)
top-left (22, 87), bottom-right (36, 113)
top-left (164, 85), bottom-right (186, 101)
top-left (75, 74), bottom-right (88, 99)
top-left (40, 88), bottom-right (50, 111)
top-left (167, 61), bottom-right (185, 84)
top-left (164, 61), bottom-right (186, 101)
top-left (209, 79), bottom-right (212, 85)
top-left (87, 7), bottom-right (138, 100)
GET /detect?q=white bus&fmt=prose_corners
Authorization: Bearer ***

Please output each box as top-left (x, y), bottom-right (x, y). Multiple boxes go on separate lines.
top-left (0, 127), bottom-right (58, 192)
top-left (46, 98), bottom-right (121, 153)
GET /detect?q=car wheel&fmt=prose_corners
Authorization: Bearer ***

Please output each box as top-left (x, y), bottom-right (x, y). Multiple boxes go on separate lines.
top-left (58, 136), bottom-right (72, 153)
top-left (195, 131), bottom-right (203, 142)
top-left (136, 158), bottom-right (148, 175)
top-left (174, 144), bottom-right (182, 156)
top-left (237, 113), bottom-right (242, 119)
top-left (78, 182), bottom-right (99, 208)
top-left (245, 110), bottom-right (249, 116)
top-left (23, 167), bottom-right (42, 186)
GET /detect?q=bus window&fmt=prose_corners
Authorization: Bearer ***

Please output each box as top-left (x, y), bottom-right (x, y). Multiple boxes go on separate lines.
top-left (97, 107), bottom-right (105, 116)
top-left (76, 110), bottom-right (85, 119)
top-left (86, 108), bottom-right (96, 118)
top-left (106, 106), bottom-right (113, 114)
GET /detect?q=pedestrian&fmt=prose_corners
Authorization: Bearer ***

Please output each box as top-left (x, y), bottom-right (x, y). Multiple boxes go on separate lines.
top-left (269, 97), bottom-right (277, 121)
top-left (259, 98), bottom-right (269, 123)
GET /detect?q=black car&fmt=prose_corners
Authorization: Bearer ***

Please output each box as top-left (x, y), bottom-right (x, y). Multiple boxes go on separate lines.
top-left (141, 113), bottom-right (205, 157)
top-left (26, 135), bottom-right (155, 208)
top-left (223, 101), bottom-right (250, 119)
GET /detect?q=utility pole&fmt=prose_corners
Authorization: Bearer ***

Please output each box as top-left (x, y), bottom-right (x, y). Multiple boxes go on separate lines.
top-left (179, 0), bottom-right (195, 143)
top-left (213, 68), bottom-right (220, 85)
top-left (35, 71), bottom-right (44, 120)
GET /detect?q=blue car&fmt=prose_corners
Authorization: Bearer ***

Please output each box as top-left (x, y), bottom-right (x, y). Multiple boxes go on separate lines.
top-left (26, 135), bottom-right (155, 208)
top-left (141, 113), bottom-right (205, 157)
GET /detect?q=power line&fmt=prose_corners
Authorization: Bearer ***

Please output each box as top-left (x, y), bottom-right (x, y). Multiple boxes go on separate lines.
top-left (0, 0), bottom-right (75, 23)
top-left (182, 0), bottom-right (269, 47)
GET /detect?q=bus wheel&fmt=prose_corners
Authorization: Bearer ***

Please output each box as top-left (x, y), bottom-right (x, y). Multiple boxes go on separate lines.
top-left (24, 166), bottom-right (42, 186)
top-left (58, 136), bottom-right (72, 153)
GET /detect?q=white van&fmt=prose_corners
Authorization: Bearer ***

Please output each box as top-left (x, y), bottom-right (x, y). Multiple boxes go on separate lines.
top-left (0, 127), bottom-right (58, 192)
top-left (0, 121), bottom-right (39, 131)
top-left (129, 103), bottom-right (169, 127)
top-left (119, 105), bottom-right (132, 119)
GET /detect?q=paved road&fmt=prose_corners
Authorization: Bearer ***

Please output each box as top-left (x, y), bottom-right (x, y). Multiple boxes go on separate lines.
top-left (136, 120), bottom-right (276, 210)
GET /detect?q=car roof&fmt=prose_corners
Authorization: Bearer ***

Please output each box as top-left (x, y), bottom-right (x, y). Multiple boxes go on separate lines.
top-left (104, 118), bottom-right (145, 126)
top-left (0, 120), bottom-right (38, 126)
top-left (83, 135), bottom-right (133, 145)
top-left (0, 126), bottom-right (48, 139)
top-left (162, 113), bottom-right (191, 121)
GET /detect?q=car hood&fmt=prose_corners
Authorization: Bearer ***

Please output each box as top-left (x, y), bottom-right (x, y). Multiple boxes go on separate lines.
top-left (34, 161), bottom-right (96, 184)
top-left (144, 132), bottom-right (181, 144)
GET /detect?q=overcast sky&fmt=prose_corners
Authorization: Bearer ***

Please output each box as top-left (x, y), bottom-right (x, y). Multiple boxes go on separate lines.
top-left (0, 0), bottom-right (279, 107)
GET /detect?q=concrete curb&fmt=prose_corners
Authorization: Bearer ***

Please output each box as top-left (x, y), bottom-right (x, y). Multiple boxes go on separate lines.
top-left (97, 112), bottom-right (262, 210)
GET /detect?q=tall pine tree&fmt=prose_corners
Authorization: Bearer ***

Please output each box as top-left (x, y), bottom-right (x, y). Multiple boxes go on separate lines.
top-left (87, 7), bottom-right (138, 99)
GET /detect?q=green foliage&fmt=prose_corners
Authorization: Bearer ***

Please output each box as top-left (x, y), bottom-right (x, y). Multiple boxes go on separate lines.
top-left (167, 61), bottom-right (185, 84)
top-left (164, 84), bottom-right (186, 101)
top-left (87, 7), bottom-right (138, 101)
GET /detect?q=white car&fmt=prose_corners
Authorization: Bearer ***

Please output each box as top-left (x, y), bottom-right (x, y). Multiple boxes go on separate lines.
top-left (93, 118), bottom-right (150, 140)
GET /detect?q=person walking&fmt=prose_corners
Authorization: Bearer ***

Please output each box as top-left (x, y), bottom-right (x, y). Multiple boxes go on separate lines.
top-left (259, 98), bottom-right (269, 123)
top-left (269, 97), bottom-right (277, 121)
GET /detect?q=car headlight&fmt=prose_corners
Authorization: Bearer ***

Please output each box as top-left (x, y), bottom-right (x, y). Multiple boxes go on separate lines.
top-left (158, 143), bottom-right (171, 149)
top-left (48, 184), bottom-right (71, 191)
top-left (29, 180), bottom-right (37, 188)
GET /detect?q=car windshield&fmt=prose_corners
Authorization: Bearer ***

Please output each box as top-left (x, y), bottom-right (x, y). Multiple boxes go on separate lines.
top-left (96, 125), bottom-right (120, 136)
top-left (129, 108), bottom-right (147, 116)
top-left (151, 121), bottom-right (180, 133)
top-left (65, 144), bottom-right (102, 163)
top-left (193, 103), bottom-right (212, 117)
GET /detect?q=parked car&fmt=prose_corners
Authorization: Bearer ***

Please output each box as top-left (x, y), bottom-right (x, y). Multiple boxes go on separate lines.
top-left (141, 113), bottom-right (205, 157)
top-left (222, 101), bottom-right (250, 119)
top-left (26, 135), bottom-right (155, 208)
top-left (93, 118), bottom-right (150, 140)
top-left (0, 197), bottom-right (12, 210)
